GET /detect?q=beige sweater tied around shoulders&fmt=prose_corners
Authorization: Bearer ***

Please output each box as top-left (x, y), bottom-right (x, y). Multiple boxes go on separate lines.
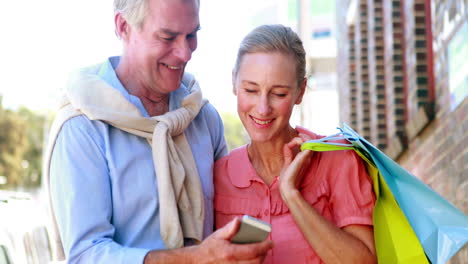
top-left (43, 70), bottom-right (206, 260)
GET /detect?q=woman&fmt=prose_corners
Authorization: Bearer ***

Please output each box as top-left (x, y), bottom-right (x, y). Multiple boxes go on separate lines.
top-left (214, 24), bottom-right (377, 264)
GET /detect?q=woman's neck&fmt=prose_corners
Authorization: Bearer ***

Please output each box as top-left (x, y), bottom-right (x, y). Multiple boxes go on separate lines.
top-left (248, 127), bottom-right (298, 185)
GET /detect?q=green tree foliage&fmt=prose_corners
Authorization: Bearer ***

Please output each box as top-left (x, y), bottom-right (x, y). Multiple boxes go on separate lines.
top-left (220, 112), bottom-right (249, 151)
top-left (0, 96), bottom-right (46, 189)
top-left (0, 102), bottom-right (28, 188)
top-left (17, 107), bottom-right (47, 188)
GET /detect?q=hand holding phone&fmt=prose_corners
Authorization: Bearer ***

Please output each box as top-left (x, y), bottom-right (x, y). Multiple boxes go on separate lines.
top-left (231, 215), bottom-right (272, 244)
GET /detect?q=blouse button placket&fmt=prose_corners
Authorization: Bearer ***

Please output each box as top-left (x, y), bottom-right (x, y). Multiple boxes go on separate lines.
top-left (264, 186), bottom-right (271, 225)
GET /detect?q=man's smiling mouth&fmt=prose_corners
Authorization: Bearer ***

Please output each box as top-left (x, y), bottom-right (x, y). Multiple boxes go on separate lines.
top-left (162, 63), bottom-right (181, 70)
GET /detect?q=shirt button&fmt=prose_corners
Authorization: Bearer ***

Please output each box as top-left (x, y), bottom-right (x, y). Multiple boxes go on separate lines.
top-left (264, 209), bottom-right (269, 216)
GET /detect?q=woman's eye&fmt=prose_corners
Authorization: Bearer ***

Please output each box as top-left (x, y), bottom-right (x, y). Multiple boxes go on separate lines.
top-left (245, 89), bottom-right (256, 93)
top-left (275, 93), bottom-right (287, 97)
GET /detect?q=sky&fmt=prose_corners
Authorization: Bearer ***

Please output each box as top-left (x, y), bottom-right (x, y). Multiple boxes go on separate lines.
top-left (0, 0), bottom-right (118, 111)
top-left (0, 0), bottom-right (339, 135)
top-left (0, 0), bottom-right (268, 113)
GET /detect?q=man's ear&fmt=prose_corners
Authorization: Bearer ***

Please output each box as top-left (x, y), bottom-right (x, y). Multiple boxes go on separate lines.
top-left (232, 70), bottom-right (237, 95)
top-left (295, 78), bottom-right (307, 105)
top-left (115, 12), bottom-right (130, 40)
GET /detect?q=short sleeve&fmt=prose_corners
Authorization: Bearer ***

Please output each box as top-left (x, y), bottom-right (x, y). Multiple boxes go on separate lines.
top-left (328, 150), bottom-right (375, 228)
top-left (200, 103), bottom-right (228, 160)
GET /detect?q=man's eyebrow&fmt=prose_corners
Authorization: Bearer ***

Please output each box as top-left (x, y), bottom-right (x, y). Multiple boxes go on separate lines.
top-left (160, 25), bottom-right (201, 36)
top-left (192, 25), bottom-right (201, 33)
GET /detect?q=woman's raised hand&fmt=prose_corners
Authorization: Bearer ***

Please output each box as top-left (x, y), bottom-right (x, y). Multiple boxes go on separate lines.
top-left (279, 134), bottom-right (313, 201)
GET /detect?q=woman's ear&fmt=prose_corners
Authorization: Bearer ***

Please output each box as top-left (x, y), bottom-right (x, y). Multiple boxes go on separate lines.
top-left (115, 12), bottom-right (129, 41)
top-left (232, 70), bottom-right (237, 95)
top-left (295, 78), bottom-right (307, 105)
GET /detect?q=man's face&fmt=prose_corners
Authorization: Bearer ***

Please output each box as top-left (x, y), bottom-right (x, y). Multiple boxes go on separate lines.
top-left (124, 0), bottom-right (200, 94)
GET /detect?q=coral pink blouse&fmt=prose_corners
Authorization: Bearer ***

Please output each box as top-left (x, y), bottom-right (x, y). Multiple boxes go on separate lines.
top-left (214, 128), bottom-right (375, 264)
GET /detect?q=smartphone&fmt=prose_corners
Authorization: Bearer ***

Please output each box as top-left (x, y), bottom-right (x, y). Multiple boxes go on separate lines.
top-left (231, 215), bottom-right (272, 244)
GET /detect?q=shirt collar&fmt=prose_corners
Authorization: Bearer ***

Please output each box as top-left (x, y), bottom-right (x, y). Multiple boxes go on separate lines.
top-left (227, 145), bottom-right (266, 188)
top-left (96, 56), bottom-right (190, 117)
top-left (95, 56), bottom-right (149, 117)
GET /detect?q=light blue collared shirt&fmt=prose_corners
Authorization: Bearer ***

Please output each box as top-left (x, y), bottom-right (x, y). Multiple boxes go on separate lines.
top-left (50, 57), bottom-right (228, 263)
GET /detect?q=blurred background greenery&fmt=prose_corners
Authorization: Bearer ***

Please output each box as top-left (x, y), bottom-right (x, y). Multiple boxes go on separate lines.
top-left (0, 96), bottom-right (48, 190)
top-left (0, 95), bottom-right (248, 191)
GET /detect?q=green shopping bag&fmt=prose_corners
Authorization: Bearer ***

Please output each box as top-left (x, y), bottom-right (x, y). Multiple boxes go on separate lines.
top-left (301, 138), bottom-right (429, 264)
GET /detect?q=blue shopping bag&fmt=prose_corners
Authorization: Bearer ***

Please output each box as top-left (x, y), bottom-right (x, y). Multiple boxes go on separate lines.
top-left (302, 123), bottom-right (468, 264)
top-left (301, 134), bottom-right (429, 263)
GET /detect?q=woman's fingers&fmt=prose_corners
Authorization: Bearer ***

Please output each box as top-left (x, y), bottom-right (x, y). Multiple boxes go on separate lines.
top-left (283, 137), bottom-right (307, 165)
top-left (289, 150), bottom-right (312, 175)
top-left (298, 133), bottom-right (312, 142)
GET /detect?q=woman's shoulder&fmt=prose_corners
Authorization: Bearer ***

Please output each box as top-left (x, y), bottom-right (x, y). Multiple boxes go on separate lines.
top-left (295, 126), bottom-right (322, 139)
top-left (215, 145), bottom-right (248, 165)
top-left (214, 145), bottom-right (250, 181)
top-left (214, 144), bottom-right (257, 193)
top-left (297, 126), bottom-right (352, 145)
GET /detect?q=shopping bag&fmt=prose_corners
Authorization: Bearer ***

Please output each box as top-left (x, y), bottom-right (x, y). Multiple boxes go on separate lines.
top-left (301, 134), bottom-right (429, 264)
top-left (301, 123), bottom-right (468, 264)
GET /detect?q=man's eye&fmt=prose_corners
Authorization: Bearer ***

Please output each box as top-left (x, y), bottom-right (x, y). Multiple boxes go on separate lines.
top-left (245, 89), bottom-right (256, 93)
top-left (161, 36), bottom-right (175, 41)
top-left (275, 93), bottom-right (287, 97)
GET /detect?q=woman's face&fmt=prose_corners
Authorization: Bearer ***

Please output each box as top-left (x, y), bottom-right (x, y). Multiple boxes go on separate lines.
top-left (233, 52), bottom-right (305, 144)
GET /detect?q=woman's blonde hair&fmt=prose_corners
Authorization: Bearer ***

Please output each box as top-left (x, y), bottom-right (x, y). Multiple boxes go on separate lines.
top-left (233, 24), bottom-right (306, 86)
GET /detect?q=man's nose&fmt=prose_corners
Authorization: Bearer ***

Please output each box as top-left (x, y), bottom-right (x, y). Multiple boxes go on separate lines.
top-left (173, 39), bottom-right (192, 62)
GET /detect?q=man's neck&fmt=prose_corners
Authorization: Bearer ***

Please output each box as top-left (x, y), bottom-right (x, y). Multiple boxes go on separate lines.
top-left (115, 59), bottom-right (170, 116)
top-left (139, 95), bottom-right (170, 116)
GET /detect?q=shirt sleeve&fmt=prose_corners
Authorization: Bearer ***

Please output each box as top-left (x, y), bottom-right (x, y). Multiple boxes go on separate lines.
top-left (202, 103), bottom-right (228, 160)
top-left (328, 149), bottom-right (375, 228)
top-left (49, 116), bottom-right (149, 264)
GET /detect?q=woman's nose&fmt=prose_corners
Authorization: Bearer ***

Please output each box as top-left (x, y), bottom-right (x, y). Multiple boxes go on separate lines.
top-left (256, 95), bottom-right (272, 115)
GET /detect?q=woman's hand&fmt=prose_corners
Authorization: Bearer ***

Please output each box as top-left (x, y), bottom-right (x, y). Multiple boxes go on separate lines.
top-left (279, 134), bottom-right (313, 201)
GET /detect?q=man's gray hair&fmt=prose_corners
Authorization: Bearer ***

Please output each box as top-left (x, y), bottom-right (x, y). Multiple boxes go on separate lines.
top-left (114, 0), bottom-right (148, 29)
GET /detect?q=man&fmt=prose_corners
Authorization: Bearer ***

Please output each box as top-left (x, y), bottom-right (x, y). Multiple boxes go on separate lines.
top-left (44, 0), bottom-right (273, 263)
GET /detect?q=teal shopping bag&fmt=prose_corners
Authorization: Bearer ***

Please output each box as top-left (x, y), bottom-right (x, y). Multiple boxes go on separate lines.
top-left (302, 123), bottom-right (468, 264)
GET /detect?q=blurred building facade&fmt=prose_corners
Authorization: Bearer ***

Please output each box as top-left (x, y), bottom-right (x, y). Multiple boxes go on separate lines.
top-left (249, 0), bottom-right (340, 136)
top-left (336, 0), bottom-right (467, 262)
top-left (289, 0), bottom-right (341, 135)
top-left (296, 0), bottom-right (340, 135)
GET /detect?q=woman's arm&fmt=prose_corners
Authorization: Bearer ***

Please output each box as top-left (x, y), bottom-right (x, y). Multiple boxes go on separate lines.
top-left (279, 138), bottom-right (377, 264)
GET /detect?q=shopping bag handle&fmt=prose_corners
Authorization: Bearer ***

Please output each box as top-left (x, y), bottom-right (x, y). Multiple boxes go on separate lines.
top-left (300, 132), bottom-right (354, 151)
top-left (301, 131), bottom-right (376, 168)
